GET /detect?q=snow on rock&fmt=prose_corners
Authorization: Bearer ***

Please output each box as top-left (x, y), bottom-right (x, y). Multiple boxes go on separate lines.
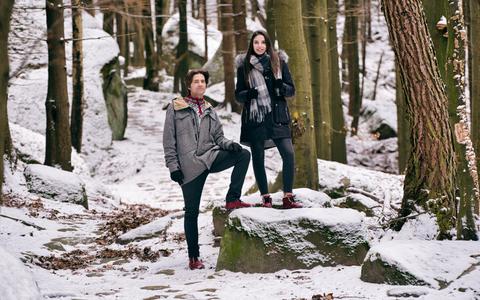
top-left (317, 159), bottom-right (403, 210)
top-left (117, 215), bottom-right (173, 244)
top-left (216, 207), bottom-right (369, 273)
top-left (9, 123), bottom-right (90, 177)
top-left (211, 188), bottom-right (331, 237)
top-left (361, 98), bottom-right (397, 139)
top-left (0, 246), bottom-right (41, 300)
top-left (332, 193), bottom-right (381, 217)
top-left (162, 13), bottom-right (222, 63)
top-left (24, 164), bottom-right (88, 209)
top-left (361, 240), bottom-right (480, 289)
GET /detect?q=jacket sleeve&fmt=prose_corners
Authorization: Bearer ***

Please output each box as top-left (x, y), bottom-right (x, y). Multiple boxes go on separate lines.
top-left (280, 61), bottom-right (295, 98)
top-left (235, 66), bottom-right (250, 104)
top-left (212, 111), bottom-right (233, 150)
top-left (163, 104), bottom-right (180, 173)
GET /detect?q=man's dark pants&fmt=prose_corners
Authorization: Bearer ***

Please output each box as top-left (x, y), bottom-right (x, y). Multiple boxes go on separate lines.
top-left (181, 149), bottom-right (250, 258)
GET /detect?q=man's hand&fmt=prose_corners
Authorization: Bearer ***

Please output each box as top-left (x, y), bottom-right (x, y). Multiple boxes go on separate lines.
top-left (228, 142), bottom-right (243, 152)
top-left (170, 170), bottom-right (184, 184)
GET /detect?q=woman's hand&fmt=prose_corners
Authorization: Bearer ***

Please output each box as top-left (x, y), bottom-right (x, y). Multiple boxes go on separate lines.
top-left (247, 88), bottom-right (258, 100)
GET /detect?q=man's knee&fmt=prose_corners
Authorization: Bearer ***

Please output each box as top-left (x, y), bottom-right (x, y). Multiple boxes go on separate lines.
top-left (240, 148), bottom-right (250, 160)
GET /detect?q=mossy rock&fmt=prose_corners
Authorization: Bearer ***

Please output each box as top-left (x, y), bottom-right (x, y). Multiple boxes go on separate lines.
top-left (216, 207), bottom-right (369, 273)
top-left (212, 206), bottom-right (230, 237)
top-left (101, 57), bottom-right (128, 141)
top-left (361, 253), bottom-right (428, 286)
top-left (334, 194), bottom-right (379, 217)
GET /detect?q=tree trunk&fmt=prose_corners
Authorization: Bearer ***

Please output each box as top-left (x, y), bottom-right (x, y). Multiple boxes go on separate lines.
top-left (123, 2), bottom-right (130, 77)
top-left (251, 0), bottom-right (259, 20)
top-left (132, 4), bottom-right (145, 66)
top-left (382, 0), bottom-right (456, 238)
top-left (143, 1), bottom-right (159, 91)
top-left (203, 0), bottom-right (208, 62)
top-left (303, 0), bottom-right (331, 160)
top-left (83, 0), bottom-right (94, 16)
top-left (421, 0), bottom-right (449, 81)
top-left (0, 0), bottom-right (14, 205)
top-left (275, 0), bottom-right (319, 190)
top-left (445, 0), bottom-right (478, 240)
top-left (155, 0), bottom-right (168, 70)
top-left (219, 0), bottom-right (241, 112)
top-left (71, 0), bottom-right (84, 153)
top-left (233, 0), bottom-right (248, 54)
top-left (198, 0), bottom-right (205, 19)
top-left (470, 0), bottom-right (480, 214)
top-left (116, 2), bottom-right (127, 59)
top-left (174, 0), bottom-right (189, 95)
top-left (345, 0), bottom-right (361, 135)
top-left (45, 0), bottom-right (72, 171)
top-left (265, 0), bottom-right (276, 46)
top-left (396, 63), bottom-right (410, 174)
top-left (191, 0), bottom-right (196, 18)
top-left (328, 0), bottom-right (347, 163)
top-left (102, 6), bottom-right (114, 36)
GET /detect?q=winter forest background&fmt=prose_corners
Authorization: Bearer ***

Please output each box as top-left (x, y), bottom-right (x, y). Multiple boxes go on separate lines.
top-left (1, 0), bottom-right (480, 299)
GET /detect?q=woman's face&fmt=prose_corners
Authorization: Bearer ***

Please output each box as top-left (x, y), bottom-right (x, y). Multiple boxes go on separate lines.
top-left (189, 74), bottom-right (206, 98)
top-left (253, 34), bottom-right (267, 56)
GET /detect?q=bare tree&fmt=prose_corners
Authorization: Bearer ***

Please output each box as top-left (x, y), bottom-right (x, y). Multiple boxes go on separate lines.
top-left (219, 0), bottom-right (241, 112)
top-left (71, 0), bottom-right (84, 153)
top-left (174, 0), bottom-right (189, 95)
top-left (45, 0), bottom-right (72, 171)
top-left (0, 0), bottom-right (14, 205)
top-left (383, 0), bottom-right (456, 238)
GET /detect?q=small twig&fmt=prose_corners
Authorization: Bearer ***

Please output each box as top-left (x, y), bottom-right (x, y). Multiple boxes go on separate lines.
top-left (0, 214), bottom-right (46, 231)
top-left (346, 187), bottom-right (383, 204)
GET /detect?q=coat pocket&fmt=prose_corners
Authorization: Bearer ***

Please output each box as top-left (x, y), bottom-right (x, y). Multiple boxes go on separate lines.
top-left (273, 99), bottom-right (290, 124)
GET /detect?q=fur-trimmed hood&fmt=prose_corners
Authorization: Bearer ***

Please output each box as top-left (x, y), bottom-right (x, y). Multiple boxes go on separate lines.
top-left (235, 50), bottom-right (289, 69)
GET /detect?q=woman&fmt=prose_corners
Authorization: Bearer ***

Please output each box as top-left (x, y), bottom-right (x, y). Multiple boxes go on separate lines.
top-left (235, 30), bottom-right (302, 209)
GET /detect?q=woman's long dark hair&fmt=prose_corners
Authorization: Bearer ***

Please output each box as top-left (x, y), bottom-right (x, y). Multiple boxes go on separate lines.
top-left (243, 30), bottom-right (280, 87)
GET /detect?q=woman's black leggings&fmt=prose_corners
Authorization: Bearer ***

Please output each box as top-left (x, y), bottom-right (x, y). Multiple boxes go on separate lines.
top-left (250, 138), bottom-right (295, 195)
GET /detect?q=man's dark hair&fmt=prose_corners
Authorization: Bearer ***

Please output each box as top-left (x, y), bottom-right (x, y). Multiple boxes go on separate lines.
top-left (185, 69), bottom-right (209, 91)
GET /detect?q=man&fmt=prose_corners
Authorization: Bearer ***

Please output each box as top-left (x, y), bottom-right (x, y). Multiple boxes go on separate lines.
top-left (163, 69), bottom-right (252, 270)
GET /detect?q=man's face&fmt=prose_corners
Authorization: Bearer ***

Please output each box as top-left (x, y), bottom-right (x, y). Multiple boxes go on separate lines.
top-left (189, 74), bottom-right (206, 98)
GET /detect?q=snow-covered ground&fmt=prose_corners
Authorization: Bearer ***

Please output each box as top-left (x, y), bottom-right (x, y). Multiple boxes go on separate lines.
top-left (2, 0), bottom-right (480, 299)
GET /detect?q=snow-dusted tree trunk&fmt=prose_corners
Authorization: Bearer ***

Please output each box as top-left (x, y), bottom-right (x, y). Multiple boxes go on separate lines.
top-left (275, 0), bottom-right (319, 190)
top-left (446, 0), bottom-right (478, 240)
top-left (45, 0), bottom-right (72, 171)
top-left (132, 4), bottom-right (145, 67)
top-left (265, 0), bottom-right (276, 46)
top-left (382, 0), bottom-right (456, 238)
top-left (219, 0), bottom-right (241, 112)
top-left (232, 0), bottom-right (247, 54)
top-left (345, 0), bottom-right (361, 135)
top-left (328, 0), bottom-right (347, 164)
top-left (71, 0), bottom-right (84, 153)
top-left (396, 64), bottom-right (410, 174)
top-left (155, 0), bottom-right (169, 69)
top-left (0, 0), bottom-right (14, 204)
top-left (421, 0), bottom-right (449, 80)
top-left (303, 0), bottom-right (332, 160)
top-left (470, 0), bottom-right (480, 214)
top-left (143, 1), bottom-right (159, 91)
top-left (174, 0), bottom-right (188, 95)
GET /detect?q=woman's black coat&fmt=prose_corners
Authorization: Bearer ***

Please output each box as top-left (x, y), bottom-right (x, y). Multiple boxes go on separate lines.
top-left (235, 52), bottom-right (295, 149)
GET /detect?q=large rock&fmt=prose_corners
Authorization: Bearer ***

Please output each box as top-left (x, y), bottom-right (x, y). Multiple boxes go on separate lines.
top-left (117, 214), bottom-right (174, 244)
top-left (216, 207), bottom-right (369, 273)
top-left (24, 164), bottom-right (88, 209)
top-left (212, 189), bottom-right (331, 237)
top-left (361, 240), bottom-right (480, 288)
top-left (0, 247), bottom-right (41, 300)
top-left (101, 57), bottom-right (128, 140)
top-left (361, 99), bottom-right (397, 139)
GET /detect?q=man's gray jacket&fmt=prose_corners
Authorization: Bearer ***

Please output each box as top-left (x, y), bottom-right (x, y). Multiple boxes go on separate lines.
top-left (163, 96), bottom-right (235, 185)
